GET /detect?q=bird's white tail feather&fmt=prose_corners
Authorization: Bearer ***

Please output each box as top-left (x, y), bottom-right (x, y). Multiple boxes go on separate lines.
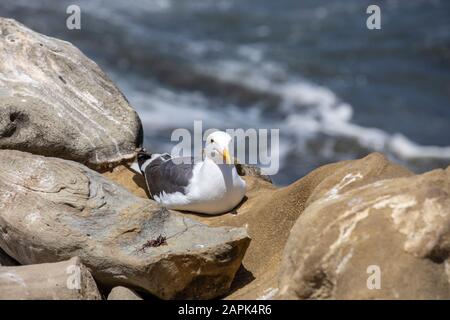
top-left (129, 161), bottom-right (142, 174)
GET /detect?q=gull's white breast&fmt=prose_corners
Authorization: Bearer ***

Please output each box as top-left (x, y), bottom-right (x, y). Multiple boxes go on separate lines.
top-left (159, 158), bottom-right (246, 215)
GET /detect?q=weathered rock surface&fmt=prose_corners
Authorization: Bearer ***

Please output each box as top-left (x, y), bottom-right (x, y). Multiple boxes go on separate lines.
top-left (0, 257), bottom-right (101, 300)
top-left (103, 164), bottom-right (150, 199)
top-left (0, 150), bottom-right (250, 299)
top-left (278, 154), bottom-right (450, 299)
top-left (108, 286), bottom-right (143, 300)
top-left (0, 246), bottom-right (18, 266)
top-left (0, 18), bottom-right (142, 168)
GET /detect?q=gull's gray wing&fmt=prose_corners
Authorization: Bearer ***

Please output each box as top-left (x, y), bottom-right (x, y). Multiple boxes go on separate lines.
top-left (143, 156), bottom-right (197, 197)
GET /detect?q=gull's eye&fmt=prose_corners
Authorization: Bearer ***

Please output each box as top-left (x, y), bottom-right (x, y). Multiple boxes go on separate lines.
top-left (210, 139), bottom-right (214, 143)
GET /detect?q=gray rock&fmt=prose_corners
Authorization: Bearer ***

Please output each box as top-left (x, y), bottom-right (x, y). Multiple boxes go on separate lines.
top-left (0, 257), bottom-right (101, 300)
top-left (108, 286), bottom-right (142, 300)
top-left (0, 150), bottom-right (250, 299)
top-left (0, 18), bottom-right (142, 168)
top-left (0, 247), bottom-right (19, 266)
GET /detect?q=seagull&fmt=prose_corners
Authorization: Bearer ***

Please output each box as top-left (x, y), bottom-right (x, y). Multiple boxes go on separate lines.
top-left (130, 131), bottom-right (247, 215)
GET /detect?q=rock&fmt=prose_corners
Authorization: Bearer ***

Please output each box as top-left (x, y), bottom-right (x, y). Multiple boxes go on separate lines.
top-left (0, 150), bottom-right (250, 299)
top-left (108, 286), bottom-right (142, 300)
top-left (103, 164), bottom-right (150, 199)
top-left (0, 257), bottom-right (101, 300)
top-left (303, 152), bottom-right (413, 206)
top-left (0, 247), bottom-right (19, 266)
top-left (0, 18), bottom-right (142, 168)
top-left (278, 154), bottom-right (450, 299)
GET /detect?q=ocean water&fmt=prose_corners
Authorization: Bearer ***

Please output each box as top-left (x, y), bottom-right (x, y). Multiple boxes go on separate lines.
top-left (1, 0), bottom-right (449, 185)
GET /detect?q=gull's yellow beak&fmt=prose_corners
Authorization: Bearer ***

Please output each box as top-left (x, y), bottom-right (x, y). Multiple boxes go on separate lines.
top-left (222, 148), bottom-right (232, 165)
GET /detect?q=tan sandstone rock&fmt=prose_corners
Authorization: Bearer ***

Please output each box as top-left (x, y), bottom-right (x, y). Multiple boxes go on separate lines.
top-left (0, 257), bottom-right (101, 300)
top-left (278, 154), bottom-right (450, 299)
top-left (0, 18), bottom-right (142, 168)
top-left (108, 286), bottom-right (143, 300)
top-left (0, 150), bottom-right (250, 299)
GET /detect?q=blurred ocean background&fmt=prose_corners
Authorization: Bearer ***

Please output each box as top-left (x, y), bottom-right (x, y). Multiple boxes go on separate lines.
top-left (1, 0), bottom-right (449, 185)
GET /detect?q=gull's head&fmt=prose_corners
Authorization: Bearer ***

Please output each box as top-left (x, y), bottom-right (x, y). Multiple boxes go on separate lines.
top-left (204, 131), bottom-right (233, 165)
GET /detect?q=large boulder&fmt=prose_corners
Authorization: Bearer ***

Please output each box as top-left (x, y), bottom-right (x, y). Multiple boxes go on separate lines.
top-left (0, 150), bottom-right (250, 299)
top-left (0, 257), bottom-right (101, 300)
top-left (278, 155), bottom-right (450, 299)
top-left (0, 18), bottom-right (142, 168)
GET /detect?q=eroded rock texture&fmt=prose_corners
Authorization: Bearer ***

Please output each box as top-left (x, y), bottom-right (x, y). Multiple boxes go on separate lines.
top-left (0, 18), bottom-right (142, 168)
top-left (0, 257), bottom-right (101, 300)
top-left (0, 150), bottom-right (250, 299)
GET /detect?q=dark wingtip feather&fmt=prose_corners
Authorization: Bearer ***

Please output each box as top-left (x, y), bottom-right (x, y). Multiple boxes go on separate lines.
top-left (137, 148), bottom-right (152, 168)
